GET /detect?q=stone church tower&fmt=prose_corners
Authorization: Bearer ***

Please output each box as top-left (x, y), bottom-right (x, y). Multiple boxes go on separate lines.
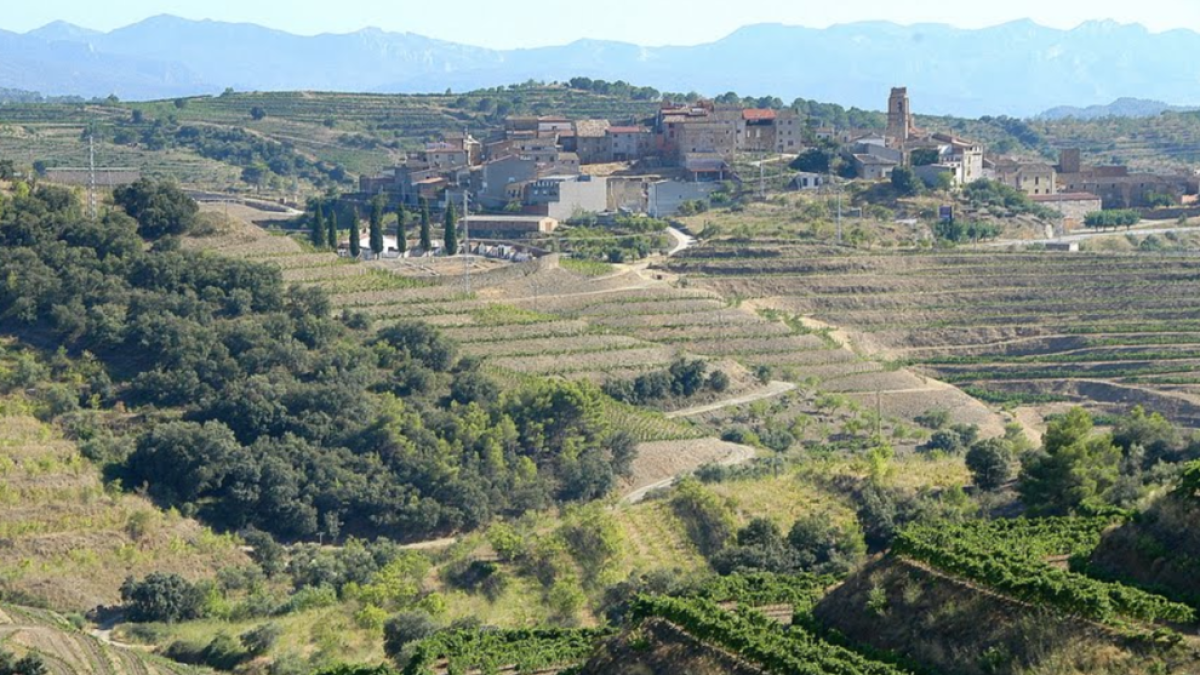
top-left (887, 87), bottom-right (913, 143)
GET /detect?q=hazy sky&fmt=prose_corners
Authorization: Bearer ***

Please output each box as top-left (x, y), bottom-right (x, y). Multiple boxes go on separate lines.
top-left (6, 0), bottom-right (1200, 48)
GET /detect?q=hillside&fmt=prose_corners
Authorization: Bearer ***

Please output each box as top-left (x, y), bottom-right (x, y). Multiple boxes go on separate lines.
top-left (664, 238), bottom-right (1200, 430)
top-left (0, 604), bottom-right (202, 675)
top-left (815, 557), bottom-right (1188, 675)
top-left (1038, 97), bottom-right (1198, 121)
top-left (6, 89), bottom-right (1200, 675)
top-left (0, 387), bottom-right (246, 612)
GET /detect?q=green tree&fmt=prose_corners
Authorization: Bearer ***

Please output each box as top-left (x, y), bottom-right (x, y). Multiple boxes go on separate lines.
top-left (965, 438), bottom-right (1013, 491)
top-left (369, 197), bottom-right (385, 258)
top-left (910, 148), bottom-right (940, 166)
top-left (395, 205), bottom-right (407, 254)
top-left (348, 211), bottom-right (361, 259)
top-left (327, 210), bottom-right (339, 249)
top-left (112, 179), bottom-right (199, 239)
top-left (120, 572), bottom-right (205, 623)
top-left (786, 515), bottom-right (867, 576)
top-left (934, 171), bottom-right (955, 192)
top-left (250, 106), bottom-right (267, 121)
top-left (790, 148), bottom-right (831, 174)
top-left (443, 201), bottom-right (458, 256)
top-left (310, 206), bottom-right (326, 248)
top-left (419, 198), bottom-right (432, 252)
top-left (382, 611), bottom-right (437, 662)
top-left (890, 166), bottom-right (921, 196)
top-left (1018, 408), bottom-right (1121, 515)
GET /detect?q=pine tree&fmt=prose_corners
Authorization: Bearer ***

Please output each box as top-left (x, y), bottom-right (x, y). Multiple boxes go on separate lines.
top-left (349, 211), bottom-right (361, 259)
top-left (369, 197), bottom-right (384, 258)
top-left (443, 200), bottom-right (458, 256)
top-left (310, 206), bottom-right (325, 248)
top-left (418, 198), bottom-right (432, 253)
top-left (327, 210), bottom-right (338, 249)
top-left (396, 205), bottom-right (407, 254)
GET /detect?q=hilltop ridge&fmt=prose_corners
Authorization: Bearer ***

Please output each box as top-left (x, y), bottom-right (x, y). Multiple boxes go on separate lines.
top-left (3, 17), bottom-right (1200, 115)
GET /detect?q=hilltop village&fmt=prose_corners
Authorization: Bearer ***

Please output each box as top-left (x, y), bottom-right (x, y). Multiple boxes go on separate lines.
top-left (353, 87), bottom-right (1199, 242)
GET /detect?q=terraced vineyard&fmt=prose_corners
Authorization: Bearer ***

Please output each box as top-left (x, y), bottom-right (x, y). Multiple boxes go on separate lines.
top-left (630, 595), bottom-right (916, 675)
top-left (0, 86), bottom-right (658, 194)
top-left (0, 604), bottom-right (201, 675)
top-left (0, 118), bottom-right (241, 186)
top-left (667, 244), bottom-right (1200, 426)
top-left (894, 517), bottom-right (1195, 626)
top-left (0, 392), bottom-right (246, 612)
top-left (183, 212), bottom-right (711, 444)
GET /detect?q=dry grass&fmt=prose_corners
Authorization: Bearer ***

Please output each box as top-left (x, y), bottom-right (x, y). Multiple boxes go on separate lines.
top-left (0, 404), bottom-right (247, 612)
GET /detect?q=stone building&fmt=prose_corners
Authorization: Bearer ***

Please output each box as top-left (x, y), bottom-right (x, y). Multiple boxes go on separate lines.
top-left (995, 160), bottom-right (1058, 196)
top-left (887, 87), bottom-right (916, 145)
top-left (573, 120), bottom-right (612, 164)
top-left (1055, 149), bottom-right (1196, 208)
top-left (607, 126), bottom-right (654, 162)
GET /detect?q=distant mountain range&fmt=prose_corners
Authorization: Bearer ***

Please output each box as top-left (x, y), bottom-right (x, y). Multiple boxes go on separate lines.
top-left (1037, 97), bottom-right (1199, 120)
top-left (6, 16), bottom-right (1200, 117)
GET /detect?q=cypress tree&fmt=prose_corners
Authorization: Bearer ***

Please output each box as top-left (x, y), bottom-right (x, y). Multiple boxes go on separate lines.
top-left (310, 206), bottom-right (325, 248)
top-left (443, 200), bottom-right (458, 256)
top-left (419, 197), bottom-right (432, 253)
top-left (396, 205), bottom-right (407, 254)
top-left (327, 210), bottom-right (338, 249)
top-left (369, 197), bottom-right (384, 258)
top-left (349, 211), bottom-right (361, 259)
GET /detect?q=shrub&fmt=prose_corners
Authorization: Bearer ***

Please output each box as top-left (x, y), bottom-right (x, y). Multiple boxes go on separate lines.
top-left (240, 622), bottom-right (283, 656)
top-left (120, 573), bottom-right (205, 623)
top-left (0, 650), bottom-right (47, 675)
top-left (787, 515), bottom-right (867, 576)
top-left (914, 409), bottom-right (950, 430)
top-left (382, 611), bottom-right (438, 662)
top-left (1084, 210), bottom-right (1140, 230)
top-left (670, 479), bottom-right (736, 557)
top-left (966, 438), bottom-right (1014, 491)
top-left (112, 179), bottom-right (199, 239)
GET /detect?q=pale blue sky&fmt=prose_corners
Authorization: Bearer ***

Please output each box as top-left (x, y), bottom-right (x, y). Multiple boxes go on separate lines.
top-left (6, 0), bottom-right (1200, 48)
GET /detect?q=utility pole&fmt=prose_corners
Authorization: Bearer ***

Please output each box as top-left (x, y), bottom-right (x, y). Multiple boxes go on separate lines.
top-left (876, 388), bottom-right (883, 440)
top-left (836, 181), bottom-right (843, 245)
top-left (88, 134), bottom-right (97, 221)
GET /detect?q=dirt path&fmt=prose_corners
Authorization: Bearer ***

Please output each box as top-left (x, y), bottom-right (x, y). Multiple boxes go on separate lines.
top-left (665, 381), bottom-right (796, 419)
top-left (666, 227), bottom-right (696, 257)
top-left (399, 536), bottom-right (459, 551)
top-left (980, 222), bottom-right (1200, 248)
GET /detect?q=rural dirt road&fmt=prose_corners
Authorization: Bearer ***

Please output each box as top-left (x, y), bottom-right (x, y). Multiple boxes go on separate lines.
top-left (982, 222), bottom-right (1200, 248)
top-left (665, 381), bottom-right (797, 419)
top-left (666, 226), bottom-right (697, 256)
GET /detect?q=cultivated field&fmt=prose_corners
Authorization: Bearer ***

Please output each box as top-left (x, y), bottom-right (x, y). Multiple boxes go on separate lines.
top-left (667, 243), bottom-right (1200, 427)
top-left (0, 604), bottom-right (199, 675)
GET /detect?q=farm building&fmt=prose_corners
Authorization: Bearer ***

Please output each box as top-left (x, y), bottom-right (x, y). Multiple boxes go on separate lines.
top-left (463, 215), bottom-right (559, 237)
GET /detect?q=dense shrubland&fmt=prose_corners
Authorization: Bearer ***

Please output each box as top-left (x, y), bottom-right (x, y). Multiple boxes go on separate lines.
top-left (0, 182), bottom-right (633, 542)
